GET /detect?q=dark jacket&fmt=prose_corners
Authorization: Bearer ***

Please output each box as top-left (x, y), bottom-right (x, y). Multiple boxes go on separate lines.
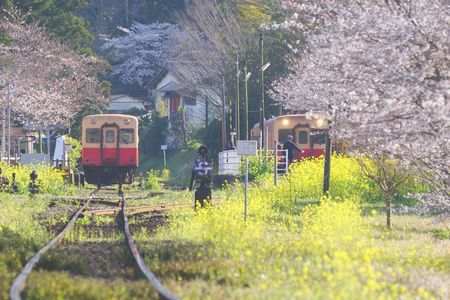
top-left (283, 140), bottom-right (302, 161)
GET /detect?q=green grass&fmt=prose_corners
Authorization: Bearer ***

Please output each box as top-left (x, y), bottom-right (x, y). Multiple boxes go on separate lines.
top-left (138, 148), bottom-right (198, 186)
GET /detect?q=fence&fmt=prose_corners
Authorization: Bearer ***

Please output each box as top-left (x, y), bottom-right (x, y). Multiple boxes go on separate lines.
top-left (217, 148), bottom-right (289, 179)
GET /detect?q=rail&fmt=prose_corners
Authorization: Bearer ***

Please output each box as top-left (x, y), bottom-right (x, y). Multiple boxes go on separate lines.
top-left (121, 193), bottom-right (180, 300)
top-left (85, 202), bottom-right (193, 217)
top-left (9, 189), bottom-right (98, 300)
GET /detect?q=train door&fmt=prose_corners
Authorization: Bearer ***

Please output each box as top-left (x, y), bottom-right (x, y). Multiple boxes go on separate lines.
top-left (101, 124), bottom-right (119, 165)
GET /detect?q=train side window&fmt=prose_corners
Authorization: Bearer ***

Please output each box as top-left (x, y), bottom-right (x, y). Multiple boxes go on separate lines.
top-left (298, 131), bottom-right (308, 144)
top-left (313, 133), bottom-right (327, 145)
top-left (86, 128), bottom-right (100, 143)
top-left (278, 129), bottom-right (293, 143)
top-left (105, 130), bottom-right (115, 143)
top-left (120, 129), bottom-right (134, 144)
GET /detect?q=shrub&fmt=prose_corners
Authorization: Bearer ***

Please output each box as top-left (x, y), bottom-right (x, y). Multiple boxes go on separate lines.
top-left (240, 152), bottom-right (274, 180)
top-left (65, 137), bottom-right (82, 172)
top-left (144, 170), bottom-right (161, 190)
top-left (0, 162), bottom-right (69, 195)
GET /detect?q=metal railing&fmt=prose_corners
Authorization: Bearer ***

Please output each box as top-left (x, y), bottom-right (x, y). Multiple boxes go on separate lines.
top-left (217, 147), bottom-right (289, 183)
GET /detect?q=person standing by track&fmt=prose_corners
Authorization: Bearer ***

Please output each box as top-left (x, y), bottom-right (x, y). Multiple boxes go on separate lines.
top-left (283, 135), bottom-right (305, 167)
top-left (189, 145), bottom-right (213, 209)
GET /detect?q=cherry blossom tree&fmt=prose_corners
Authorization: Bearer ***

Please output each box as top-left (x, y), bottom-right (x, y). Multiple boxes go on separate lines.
top-left (100, 22), bottom-right (182, 88)
top-left (0, 13), bottom-right (107, 128)
top-left (270, 0), bottom-right (449, 216)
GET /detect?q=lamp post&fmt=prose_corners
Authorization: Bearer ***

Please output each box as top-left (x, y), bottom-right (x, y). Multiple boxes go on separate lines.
top-left (312, 115), bottom-right (331, 195)
top-left (235, 56), bottom-right (241, 140)
top-left (259, 32), bottom-right (270, 151)
top-left (243, 60), bottom-right (252, 140)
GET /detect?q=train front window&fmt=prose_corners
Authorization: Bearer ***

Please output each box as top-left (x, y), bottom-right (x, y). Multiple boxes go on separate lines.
top-left (298, 131), bottom-right (308, 144)
top-left (105, 130), bottom-right (115, 143)
top-left (86, 128), bottom-right (100, 143)
top-left (278, 129), bottom-right (294, 143)
top-left (120, 129), bottom-right (134, 144)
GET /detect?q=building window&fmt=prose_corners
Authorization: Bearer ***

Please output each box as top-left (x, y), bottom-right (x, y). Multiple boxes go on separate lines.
top-left (298, 131), bottom-right (308, 144)
top-left (120, 129), bottom-right (134, 144)
top-left (86, 128), bottom-right (100, 143)
top-left (105, 130), bottom-right (115, 143)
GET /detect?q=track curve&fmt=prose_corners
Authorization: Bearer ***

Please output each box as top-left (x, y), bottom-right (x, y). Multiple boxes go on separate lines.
top-left (9, 189), bottom-right (99, 300)
top-left (121, 192), bottom-right (180, 300)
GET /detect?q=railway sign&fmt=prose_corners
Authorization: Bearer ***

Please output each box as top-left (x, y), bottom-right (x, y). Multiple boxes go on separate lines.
top-left (236, 140), bottom-right (257, 221)
top-left (236, 140), bottom-right (257, 156)
top-left (161, 145), bottom-right (167, 168)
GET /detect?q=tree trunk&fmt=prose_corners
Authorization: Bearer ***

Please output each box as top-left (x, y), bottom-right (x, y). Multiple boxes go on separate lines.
top-left (385, 191), bottom-right (392, 229)
top-left (1, 105), bottom-right (5, 159)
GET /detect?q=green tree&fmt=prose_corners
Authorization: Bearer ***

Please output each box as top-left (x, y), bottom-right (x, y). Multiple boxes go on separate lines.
top-left (1, 0), bottom-right (94, 52)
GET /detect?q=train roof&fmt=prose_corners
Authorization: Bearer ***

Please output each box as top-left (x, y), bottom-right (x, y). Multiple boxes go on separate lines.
top-left (82, 114), bottom-right (139, 121)
top-left (252, 113), bottom-right (326, 129)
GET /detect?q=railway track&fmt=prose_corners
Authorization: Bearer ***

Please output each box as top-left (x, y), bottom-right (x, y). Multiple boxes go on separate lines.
top-left (9, 189), bottom-right (99, 300)
top-left (9, 188), bottom-right (182, 300)
top-left (121, 192), bottom-right (179, 300)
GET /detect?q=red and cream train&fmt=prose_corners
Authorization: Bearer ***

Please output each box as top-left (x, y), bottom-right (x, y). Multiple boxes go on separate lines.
top-left (81, 114), bottom-right (139, 186)
top-left (251, 114), bottom-right (329, 159)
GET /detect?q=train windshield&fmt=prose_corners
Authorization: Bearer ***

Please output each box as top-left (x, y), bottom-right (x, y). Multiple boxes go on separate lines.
top-left (120, 129), bottom-right (134, 144)
top-left (105, 130), bottom-right (115, 143)
top-left (86, 128), bottom-right (100, 143)
top-left (278, 129), bottom-right (293, 143)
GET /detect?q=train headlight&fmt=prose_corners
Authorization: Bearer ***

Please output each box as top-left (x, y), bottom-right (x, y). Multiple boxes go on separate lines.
top-left (316, 118), bottom-right (324, 128)
top-left (282, 118), bottom-right (289, 126)
top-left (312, 116), bottom-right (327, 129)
top-left (90, 118), bottom-right (96, 125)
top-left (124, 119), bottom-right (130, 125)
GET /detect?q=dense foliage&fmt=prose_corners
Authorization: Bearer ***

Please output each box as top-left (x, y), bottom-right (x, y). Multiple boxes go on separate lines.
top-left (1, 0), bottom-right (93, 53)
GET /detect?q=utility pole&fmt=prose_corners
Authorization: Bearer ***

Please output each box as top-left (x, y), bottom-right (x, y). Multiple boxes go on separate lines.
top-left (221, 77), bottom-right (226, 150)
top-left (228, 97), bottom-right (233, 141)
top-left (125, 0), bottom-right (129, 27)
top-left (259, 32), bottom-right (265, 151)
top-left (235, 56), bottom-right (240, 140)
top-left (243, 60), bottom-right (251, 141)
top-left (323, 105), bottom-right (333, 195)
top-left (205, 96), bottom-right (209, 129)
top-left (47, 128), bottom-right (51, 162)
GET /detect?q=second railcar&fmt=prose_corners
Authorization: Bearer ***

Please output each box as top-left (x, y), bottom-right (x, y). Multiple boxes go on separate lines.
top-left (251, 114), bottom-right (329, 159)
top-left (81, 114), bottom-right (139, 185)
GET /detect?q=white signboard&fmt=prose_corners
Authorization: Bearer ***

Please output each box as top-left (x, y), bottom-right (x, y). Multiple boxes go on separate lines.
top-left (20, 154), bottom-right (50, 165)
top-left (236, 140), bottom-right (257, 156)
top-left (160, 145), bottom-right (168, 150)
